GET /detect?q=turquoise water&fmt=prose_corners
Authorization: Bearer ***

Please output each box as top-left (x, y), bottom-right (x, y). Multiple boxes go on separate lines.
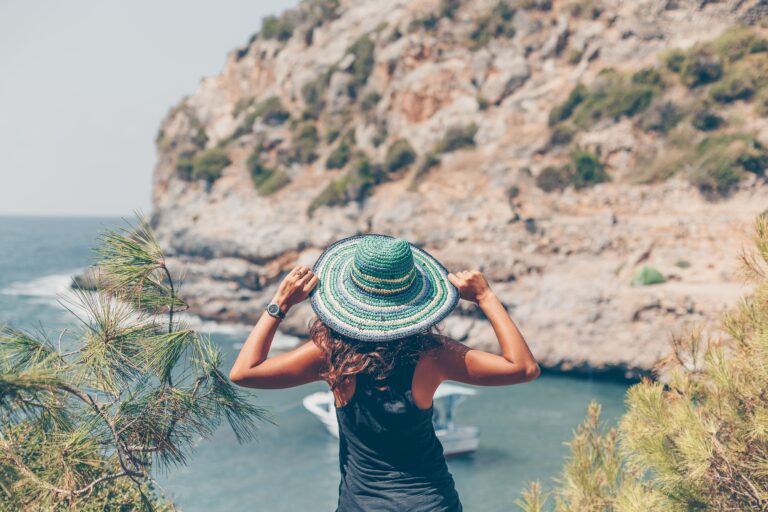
top-left (0, 215), bottom-right (631, 511)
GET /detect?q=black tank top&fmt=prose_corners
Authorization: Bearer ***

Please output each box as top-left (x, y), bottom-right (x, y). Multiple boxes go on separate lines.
top-left (334, 356), bottom-right (463, 512)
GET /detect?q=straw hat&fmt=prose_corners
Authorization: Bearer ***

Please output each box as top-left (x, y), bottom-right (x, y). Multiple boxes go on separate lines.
top-left (309, 234), bottom-right (459, 342)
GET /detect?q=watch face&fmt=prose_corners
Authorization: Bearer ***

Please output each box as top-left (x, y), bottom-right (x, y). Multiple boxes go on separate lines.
top-left (267, 303), bottom-right (279, 315)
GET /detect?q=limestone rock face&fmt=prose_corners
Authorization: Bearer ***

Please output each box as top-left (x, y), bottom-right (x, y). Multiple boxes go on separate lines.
top-left (141, 0), bottom-right (768, 378)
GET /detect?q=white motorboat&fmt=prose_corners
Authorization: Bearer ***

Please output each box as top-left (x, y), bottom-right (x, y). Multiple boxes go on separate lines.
top-left (302, 382), bottom-right (479, 456)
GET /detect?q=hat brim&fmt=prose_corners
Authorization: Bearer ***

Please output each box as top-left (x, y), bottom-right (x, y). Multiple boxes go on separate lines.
top-left (309, 234), bottom-right (459, 342)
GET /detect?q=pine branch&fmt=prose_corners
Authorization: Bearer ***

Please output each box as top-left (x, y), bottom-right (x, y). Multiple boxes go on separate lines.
top-left (0, 211), bottom-right (268, 509)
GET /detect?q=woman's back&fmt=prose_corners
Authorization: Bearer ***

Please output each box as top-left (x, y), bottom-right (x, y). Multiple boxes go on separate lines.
top-left (335, 354), bottom-right (463, 512)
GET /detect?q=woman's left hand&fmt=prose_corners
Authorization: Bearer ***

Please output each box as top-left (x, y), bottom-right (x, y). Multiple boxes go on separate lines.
top-left (271, 265), bottom-right (319, 313)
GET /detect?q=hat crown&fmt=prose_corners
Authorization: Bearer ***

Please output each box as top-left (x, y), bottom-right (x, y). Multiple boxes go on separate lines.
top-left (350, 237), bottom-right (417, 296)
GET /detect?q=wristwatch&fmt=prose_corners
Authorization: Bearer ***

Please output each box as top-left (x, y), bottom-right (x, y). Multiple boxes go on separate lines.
top-left (266, 302), bottom-right (286, 319)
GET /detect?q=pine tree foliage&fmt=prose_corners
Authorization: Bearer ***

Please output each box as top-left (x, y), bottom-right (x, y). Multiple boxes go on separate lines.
top-left (519, 215), bottom-right (768, 511)
top-left (0, 212), bottom-right (271, 510)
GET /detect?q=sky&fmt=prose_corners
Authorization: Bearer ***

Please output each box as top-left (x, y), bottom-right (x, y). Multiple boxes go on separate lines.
top-left (0, 0), bottom-right (299, 217)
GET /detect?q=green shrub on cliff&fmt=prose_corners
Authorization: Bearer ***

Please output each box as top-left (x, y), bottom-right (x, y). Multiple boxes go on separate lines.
top-left (639, 100), bottom-right (683, 134)
top-left (567, 0), bottom-right (602, 19)
top-left (0, 215), bottom-right (267, 510)
top-left (251, 96), bottom-right (291, 125)
top-left (301, 67), bottom-right (334, 119)
top-left (549, 84), bottom-right (588, 126)
top-left (517, 216), bottom-right (768, 511)
top-left (361, 91), bottom-right (382, 112)
top-left (308, 153), bottom-right (383, 215)
top-left (347, 35), bottom-right (375, 97)
top-left (469, 1), bottom-right (517, 51)
top-left (549, 70), bottom-right (659, 130)
top-left (193, 148), bottom-right (231, 182)
top-left (385, 138), bottom-right (416, 172)
top-left (536, 165), bottom-right (571, 192)
top-left (536, 150), bottom-right (607, 192)
top-left (691, 106), bottom-right (725, 131)
top-left (662, 48), bottom-right (686, 73)
top-left (248, 152), bottom-right (291, 195)
top-left (231, 96), bottom-right (291, 140)
top-left (176, 148), bottom-right (231, 183)
top-left (326, 130), bottom-right (355, 170)
top-left (303, 0), bottom-right (340, 27)
top-left (408, 13), bottom-right (440, 33)
top-left (570, 148), bottom-right (608, 189)
top-left (434, 123), bottom-right (478, 153)
top-left (256, 169), bottom-right (291, 195)
top-left (713, 25), bottom-right (768, 62)
top-left (261, 14), bottom-right (295, 41)
top-left (408, 152), bottom-right (441, 191)
top-left (549, 123), bottom-right (576, 145)
top-left (286, 123), bottom-right (319, 164)
top-left (642, 131), bottom-right (768, 197)
top-left (689, 133), bottom-right (768, 196)
top-left (679, 46), bottom-right (724, 87)
top-left (666, 26), bottom-right (768, 91)
top-left (710, 63), bottom-right (759, 103)
top-left (440, 0), bottom-right (461, 18)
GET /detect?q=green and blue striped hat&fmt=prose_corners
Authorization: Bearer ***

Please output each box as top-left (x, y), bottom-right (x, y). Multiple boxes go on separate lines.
top-left (309, 234), bottom-right (459, 342)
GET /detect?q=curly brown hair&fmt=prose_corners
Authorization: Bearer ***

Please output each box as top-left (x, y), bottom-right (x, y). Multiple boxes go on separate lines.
top-left (309, 316), bottom-right (446, 391)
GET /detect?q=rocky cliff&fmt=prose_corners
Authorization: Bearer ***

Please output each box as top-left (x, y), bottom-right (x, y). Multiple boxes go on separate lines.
top-left (146, 0), bottom-right (768, 378)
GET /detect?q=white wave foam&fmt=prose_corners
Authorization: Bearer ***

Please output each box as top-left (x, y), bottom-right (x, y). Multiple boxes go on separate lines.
top-left (0, 269), bottom-right (87, 307)
top-left (0, 270), bottom-right (83, 298)
top-left (1, 270), bottom-right (300, 349)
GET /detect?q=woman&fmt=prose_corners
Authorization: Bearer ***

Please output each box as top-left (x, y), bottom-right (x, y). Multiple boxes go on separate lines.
top-left (230, 234), bottom-right (540, 511)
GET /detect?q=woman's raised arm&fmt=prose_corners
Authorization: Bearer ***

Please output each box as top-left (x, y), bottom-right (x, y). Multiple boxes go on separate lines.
top-left (436, 271), bottom-right (540, 386)
top-left (229, 266), bottom-right (324, 389)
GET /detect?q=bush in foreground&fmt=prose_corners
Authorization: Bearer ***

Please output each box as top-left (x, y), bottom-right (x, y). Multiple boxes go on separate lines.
top-left (0, 214), bottom-right (268, 510)
top-left (517, 216), bottom-right (768, 511)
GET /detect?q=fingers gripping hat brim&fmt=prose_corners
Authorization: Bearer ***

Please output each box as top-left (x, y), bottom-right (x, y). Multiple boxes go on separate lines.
top-left (309, 234), bottom-right (459, 342)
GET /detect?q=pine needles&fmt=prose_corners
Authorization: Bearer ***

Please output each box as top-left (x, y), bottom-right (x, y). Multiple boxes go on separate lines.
top-left (517, 214), bottom-right (768, 511)
top-left (0, 212), bottom-right (270, 510)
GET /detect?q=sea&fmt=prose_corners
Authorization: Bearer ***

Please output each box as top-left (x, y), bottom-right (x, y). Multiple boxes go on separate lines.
top-left (0, 215), bottom-right (630, 511)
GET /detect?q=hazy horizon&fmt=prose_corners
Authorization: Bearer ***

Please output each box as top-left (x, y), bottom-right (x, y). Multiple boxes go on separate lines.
top-left (0, 0), bottom-right (299, 217)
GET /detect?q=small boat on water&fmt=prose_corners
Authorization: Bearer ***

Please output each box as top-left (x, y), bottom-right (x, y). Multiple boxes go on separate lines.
top-left (302, 382), bottom-right (480, 456)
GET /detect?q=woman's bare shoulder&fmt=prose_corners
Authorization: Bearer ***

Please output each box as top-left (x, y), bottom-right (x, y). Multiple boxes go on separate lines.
top-left (423, 335), bottom-right (472, 364)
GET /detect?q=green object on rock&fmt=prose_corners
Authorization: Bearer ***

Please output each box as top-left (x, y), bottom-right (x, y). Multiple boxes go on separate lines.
top-left (632, 265), bottom-right (666, 286)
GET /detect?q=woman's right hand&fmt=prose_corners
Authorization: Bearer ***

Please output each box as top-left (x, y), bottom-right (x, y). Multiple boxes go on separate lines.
top-left (271, 265), bottom-right (319, 312)
top-left (447, 270), bottom-right (493, 304)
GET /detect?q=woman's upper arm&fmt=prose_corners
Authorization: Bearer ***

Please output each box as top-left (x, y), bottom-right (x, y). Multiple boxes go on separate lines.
top-left (435, 338), bottom-right (540, 386)
top-left (229, 340), bottom-right (325, 389)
